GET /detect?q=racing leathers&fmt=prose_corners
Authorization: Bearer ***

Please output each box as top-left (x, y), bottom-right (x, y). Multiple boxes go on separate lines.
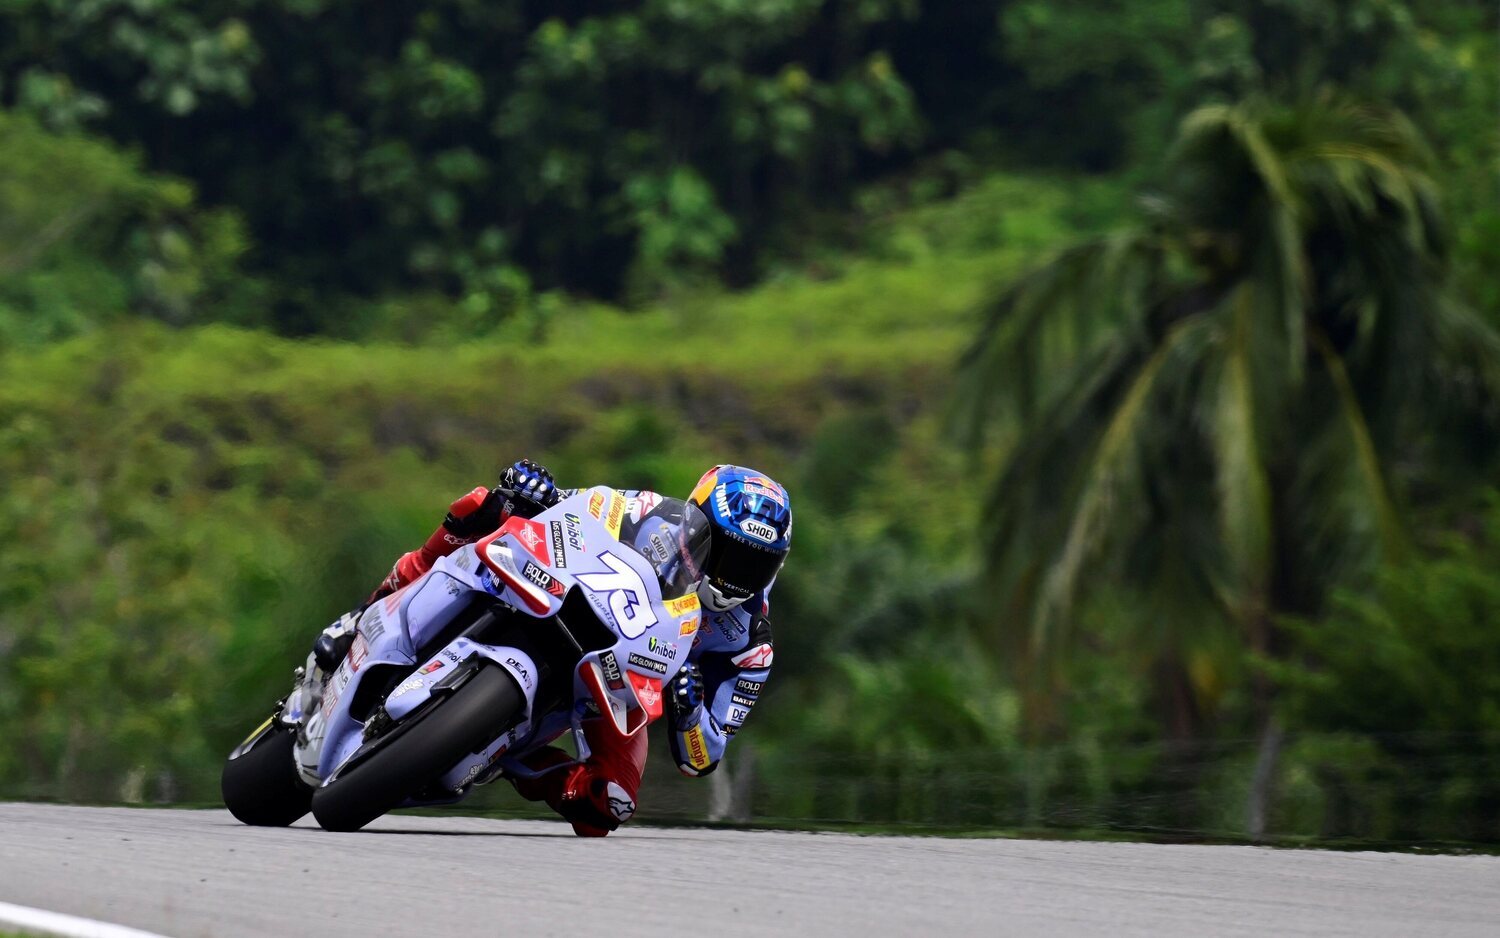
top-left (367, 482), bottom-right (775, 836)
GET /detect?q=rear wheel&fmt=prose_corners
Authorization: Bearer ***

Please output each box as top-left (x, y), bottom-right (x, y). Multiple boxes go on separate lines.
top-left (222, 717), bottom-right (313, 827)
top-left (310, 666), bottom-right (524, 832)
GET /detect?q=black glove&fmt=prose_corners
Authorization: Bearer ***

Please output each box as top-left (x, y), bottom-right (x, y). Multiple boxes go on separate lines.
top-left (666, 663), bottom-right (705, 731)
top-left (497, 459), bottom-right (561, 519)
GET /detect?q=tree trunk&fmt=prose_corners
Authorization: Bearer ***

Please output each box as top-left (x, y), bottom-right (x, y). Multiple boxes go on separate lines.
top-left (1247, 715), bottom-right (1284, 841)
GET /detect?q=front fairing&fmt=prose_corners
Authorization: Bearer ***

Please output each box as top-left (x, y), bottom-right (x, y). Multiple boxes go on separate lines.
top-left (317, 487), bottom-right (705, 794)
top-left (472, 488), bottom-right (705, 774)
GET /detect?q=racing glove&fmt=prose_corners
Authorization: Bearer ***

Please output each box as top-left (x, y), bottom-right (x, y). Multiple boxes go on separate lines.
top-left (496, 459), bottom-right (560, 519)
top-left (312, 609), bottom-right (361, 673)
top-left (665, 663), bottom-right (706, 731)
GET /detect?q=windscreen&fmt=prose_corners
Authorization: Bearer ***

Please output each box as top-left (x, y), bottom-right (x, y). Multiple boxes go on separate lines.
top-left (623, 498), bottom-right (712, 600)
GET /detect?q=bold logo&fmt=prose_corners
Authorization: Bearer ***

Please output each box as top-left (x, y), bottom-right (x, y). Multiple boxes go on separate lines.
top-left (628, 652), bottom-right (668, 675)
top-left (588, 491), bottom-right (606, 519)
top-left (730, 643), bottom-right (774, 670)
top-left (648, 636), bottom-right (676, 656)
top-left (684, 725), bottom-right (711, 770)
top-left (679, 616), bottom-right (700, 638)
top-left (735, 678), bottom-right (763, 694)
top-left (740, 519), bottom-right (778, 543)
top-left (576, 552), bottom-right (659, 639)
top-left (549, 522), bottom-right (567, 568)
top-left (663, 593), bottom-right (700, 618)
top-left (522, 560), bottom-right (553, 590)
top-left (563, 513), bottom-right (586, 553)
top-left (600, 651), bottom-right (625, 690)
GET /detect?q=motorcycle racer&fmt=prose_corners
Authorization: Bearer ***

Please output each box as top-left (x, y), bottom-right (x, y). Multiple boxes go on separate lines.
top-left (292, 460), bottom-right (792, 837)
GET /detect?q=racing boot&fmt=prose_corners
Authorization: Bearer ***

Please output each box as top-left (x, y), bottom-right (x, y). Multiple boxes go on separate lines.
top-left (287, 610), bottom-right (360, 787)
top-left (511, 758), bottom-right (637, 838)
top-left (510, 718), bottom-right (645, 837)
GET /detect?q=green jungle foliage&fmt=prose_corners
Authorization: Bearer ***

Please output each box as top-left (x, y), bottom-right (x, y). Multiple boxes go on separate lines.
top-left (1, 1), bottom-right (1493, 326)
top-left (1, 0), bottom-right (1498, 841)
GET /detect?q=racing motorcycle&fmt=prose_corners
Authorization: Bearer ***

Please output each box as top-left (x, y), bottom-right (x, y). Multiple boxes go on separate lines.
top-left (221, 486), bottom-right (708, 832)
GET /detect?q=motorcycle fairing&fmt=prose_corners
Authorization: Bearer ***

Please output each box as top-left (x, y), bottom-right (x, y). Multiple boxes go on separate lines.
top-left (317, 487), bottom-right (706, 794)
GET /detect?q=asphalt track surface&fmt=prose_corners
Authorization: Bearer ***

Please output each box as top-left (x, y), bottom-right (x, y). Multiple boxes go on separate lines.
top-left (3, 805), bottom-right (1500, 937)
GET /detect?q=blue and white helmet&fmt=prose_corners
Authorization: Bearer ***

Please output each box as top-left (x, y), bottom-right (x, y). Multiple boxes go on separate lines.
top-left (687, 465), bottom-right (793, 611)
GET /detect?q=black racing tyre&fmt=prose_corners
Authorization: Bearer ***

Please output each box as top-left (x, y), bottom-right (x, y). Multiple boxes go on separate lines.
top-left (310, 665), bottom-right (524, 833)
top-left (222, 717), bottom-right (313, 827)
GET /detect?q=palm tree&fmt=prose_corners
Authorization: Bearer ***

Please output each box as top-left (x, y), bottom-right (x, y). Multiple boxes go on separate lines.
top-left (958, 94), bottom-right (1500, 835)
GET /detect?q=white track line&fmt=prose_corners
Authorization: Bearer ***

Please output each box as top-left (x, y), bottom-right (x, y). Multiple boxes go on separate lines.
top-left (0, 901), bottom-right (169, 938)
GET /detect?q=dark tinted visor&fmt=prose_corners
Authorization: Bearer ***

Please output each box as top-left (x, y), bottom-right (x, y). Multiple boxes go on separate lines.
top-left (704, 529), bottom-right (785, 599)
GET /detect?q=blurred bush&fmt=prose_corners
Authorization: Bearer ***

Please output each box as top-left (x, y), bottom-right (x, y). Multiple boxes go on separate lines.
top-left (0, 110), bottom-right (260, 345)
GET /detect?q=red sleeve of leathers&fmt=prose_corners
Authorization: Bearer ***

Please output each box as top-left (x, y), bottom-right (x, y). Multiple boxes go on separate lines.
top-left (369, 486), bottom-right (492, 601)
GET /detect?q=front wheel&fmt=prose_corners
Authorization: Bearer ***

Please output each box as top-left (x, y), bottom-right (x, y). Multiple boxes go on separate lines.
top-left (310, 665), bottom-right (524, 833)
top-left (222, 717), bottom-right (313, 827)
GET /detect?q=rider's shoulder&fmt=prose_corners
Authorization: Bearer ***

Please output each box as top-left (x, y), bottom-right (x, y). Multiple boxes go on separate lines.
top-left (695, 596), bottom-right (772, 654)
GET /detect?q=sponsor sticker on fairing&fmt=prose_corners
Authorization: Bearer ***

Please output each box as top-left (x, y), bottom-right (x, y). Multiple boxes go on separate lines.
top-left (588, 491), bottom-right (606, 519)
top-left (735, 678), bottom-right (763, 694)
top-left (514, 520), bottom-right (550, 564)
top-left (522, 560), bottom-right (554, 591)
top-left (600, 650), bottom-right (625, 690)
top-left (564, 513), bottom-right (587, 553)
top-left (347, 633), bottom-right (369, 672)
top-left (648, 636), bottom-right (676, 656)
top-left (628, 652), bottom-right (668, 675)
top-left (389, 676), bottom-right (426, 699)
top-left (663, 593), bottom-right (700, 618)
top-left (605, 492), bottom-right (626, 539)
top-left (731, 693), bottom-right (755, 707)
top-left (628, 671), bottom-right (663, 713)
top-left (549, 522), bottom-right (568, 568)
top-left (679, 616), bottom-right (700, 638)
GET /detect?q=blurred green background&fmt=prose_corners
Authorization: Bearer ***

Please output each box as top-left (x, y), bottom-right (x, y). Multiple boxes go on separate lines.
top-left (2, 0), bottom-right (1498, 844)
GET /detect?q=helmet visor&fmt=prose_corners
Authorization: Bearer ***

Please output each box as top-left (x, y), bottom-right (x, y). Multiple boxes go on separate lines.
top-left (703, 530), bottom-right (785, 601)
